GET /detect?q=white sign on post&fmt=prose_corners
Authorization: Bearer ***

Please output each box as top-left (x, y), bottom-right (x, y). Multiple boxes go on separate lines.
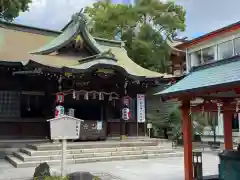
top-left (137, 94), bottom-right (146, 123)
top-left (47, 115), bottom-right (84, 176)
top-left (147, 123), bottom-right (152, 137)
top-left (97, 120), bottom-right (102, 130)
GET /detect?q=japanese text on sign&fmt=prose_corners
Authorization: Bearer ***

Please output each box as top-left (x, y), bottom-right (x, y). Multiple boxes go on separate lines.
top-left (137, 94), bottom-right (145, 123)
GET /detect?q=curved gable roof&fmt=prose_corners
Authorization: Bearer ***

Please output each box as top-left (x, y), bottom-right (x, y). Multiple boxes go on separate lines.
top-left (0, 12), bottom-right (174, 80)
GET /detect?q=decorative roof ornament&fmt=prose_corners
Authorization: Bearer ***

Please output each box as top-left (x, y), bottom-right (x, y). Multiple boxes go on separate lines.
top-left (71, 8), bottom-right (89, 25)
top-left (97, 49), bottom-right (115, 59)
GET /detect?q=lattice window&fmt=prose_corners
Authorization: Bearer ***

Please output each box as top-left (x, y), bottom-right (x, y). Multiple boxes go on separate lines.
top-left (0, 91), bottom-right (20, 118)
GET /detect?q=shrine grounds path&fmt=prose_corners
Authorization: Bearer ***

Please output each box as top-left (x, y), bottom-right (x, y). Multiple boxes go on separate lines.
top-left (0, 153), bottom-right (219, 180)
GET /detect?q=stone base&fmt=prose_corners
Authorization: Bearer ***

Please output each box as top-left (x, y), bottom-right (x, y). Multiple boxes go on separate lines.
top-left (6, 139), bottom-right (183, 168)
top-left (120, 135), bottom-right (127, 141)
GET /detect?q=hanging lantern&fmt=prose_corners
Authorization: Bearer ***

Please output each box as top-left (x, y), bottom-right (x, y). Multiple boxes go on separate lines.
top-left (55, 105), bottom-right (64, 117)
top-left (122, 106), bottom-right (130, 121)
top-left (122, 96), bottom-right (132, 107)
top-left (56, 92), bottom-right (64, 103)
top-left (73, 90), bottom-right (76, 99)
top-left (84, 92), bottom-right (89, 100)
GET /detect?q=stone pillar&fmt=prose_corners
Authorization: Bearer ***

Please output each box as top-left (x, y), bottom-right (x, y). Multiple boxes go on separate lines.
top-left (181, 100), bottom-right (193, 180)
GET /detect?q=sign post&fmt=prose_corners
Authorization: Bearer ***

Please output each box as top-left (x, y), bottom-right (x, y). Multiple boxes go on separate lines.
top-left (61, 139), bottom-right (67, 176)
top-left (47, 115), bottom-right (84, 176)
top-left (137, 94), bottom-right (146, 136)
top-left (147, 123), bottom-right (152, 138)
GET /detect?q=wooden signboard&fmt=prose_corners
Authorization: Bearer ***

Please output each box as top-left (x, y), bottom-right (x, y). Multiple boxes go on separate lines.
top-left (47, 115), bottom-right (84, 140)
top-left (47, 115), bottom-right (84, 176)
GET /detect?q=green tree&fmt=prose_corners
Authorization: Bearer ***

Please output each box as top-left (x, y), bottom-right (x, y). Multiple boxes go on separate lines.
top-left (169, 107), bottom-right (206, 139)
top-left (202, 112), bottom-right (218, 143)
top-left (0, 0), bottom-right (32, 21)
top-left (84, 0), bottom-right (186, 73)
top-left (85, 2), bottom-right (138, 39)
top-left (169, 106), bottom-right (219, 144)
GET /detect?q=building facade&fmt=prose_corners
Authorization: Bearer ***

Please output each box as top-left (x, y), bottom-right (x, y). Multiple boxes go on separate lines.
top-left (172, 21), bottom-right (240, 137)
top-left (0, 12), bottom-right (173, 140)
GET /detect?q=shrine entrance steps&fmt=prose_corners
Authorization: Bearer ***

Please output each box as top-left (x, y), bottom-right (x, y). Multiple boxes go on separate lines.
top-left (6, 139), bottom-right (183, 168)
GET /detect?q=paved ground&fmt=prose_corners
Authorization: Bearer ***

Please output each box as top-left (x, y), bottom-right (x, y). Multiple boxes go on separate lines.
top-left (0, 153), bottom-right (219, 180)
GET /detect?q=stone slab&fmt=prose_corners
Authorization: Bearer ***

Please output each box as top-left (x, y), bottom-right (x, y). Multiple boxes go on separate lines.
top-left (27, 141), bottom-right (159, 151)
top-left (15, 149), bottom-right (174, 162)
top-left (6, 152), bottom-right (183, 168)
top-left (20, 146), bottom-right (165, 157)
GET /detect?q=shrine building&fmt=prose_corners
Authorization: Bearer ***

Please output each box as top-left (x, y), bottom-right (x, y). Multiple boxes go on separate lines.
top-left (0, 12), bottom-right (174, 140)
top-left (168, 21), bottom-right (240, 138)
top-left (156, 20), bottom-right (240, 180)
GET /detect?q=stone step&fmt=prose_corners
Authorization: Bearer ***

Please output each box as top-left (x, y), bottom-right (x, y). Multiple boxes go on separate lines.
top-left (6, 152), bottom-right (184, 168)
top-left (20, 145), bottom-right (164, 156)
top-left (14, 149), bottom-right (174, 162)
top-left (27, 141), bottom-right (159, 151)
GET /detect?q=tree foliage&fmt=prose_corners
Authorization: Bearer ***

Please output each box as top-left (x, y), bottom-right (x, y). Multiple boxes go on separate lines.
top-left (0, 0), bottom-right (32, 21)
top-left (85, 0), bottom-right (186, 73)
top-left (169, 106), bottom-right (218, 142)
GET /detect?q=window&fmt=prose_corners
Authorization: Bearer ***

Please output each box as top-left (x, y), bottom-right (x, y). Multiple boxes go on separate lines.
top-left (21, 94), bottom-right (54, 118)
top-left (202, 47), bottom-right (215, 63)
top-left (218, 40), bottom-right (233, 60)
top-left (189, 50), bottom-right (201, 67)
top-left (0, 91), bottom-right (20, 119)
top-left (234, 37), bottom-right (240, 56)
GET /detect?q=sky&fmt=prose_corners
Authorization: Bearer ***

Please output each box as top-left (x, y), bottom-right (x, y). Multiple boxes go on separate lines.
top-left (14, 0), bottom-right (240, 40)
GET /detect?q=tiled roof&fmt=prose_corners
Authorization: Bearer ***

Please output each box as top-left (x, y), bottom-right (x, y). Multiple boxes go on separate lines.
top-left (155, 56), bottom-right (240, 97)
top-left (27, 12), bottom-right (174, 80)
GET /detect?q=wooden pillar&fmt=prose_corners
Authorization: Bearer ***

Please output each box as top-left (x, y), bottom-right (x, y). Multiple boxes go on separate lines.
top-left (223, 111), bottom-right (233, 150)
top-left (181, 100), bottom-right (193, 180)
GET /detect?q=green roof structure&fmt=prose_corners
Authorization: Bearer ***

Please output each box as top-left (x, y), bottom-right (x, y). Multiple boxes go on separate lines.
top-left (18, 12), bottom-right (172, 80)
top-left (155, 57), bottom-right (240, 97)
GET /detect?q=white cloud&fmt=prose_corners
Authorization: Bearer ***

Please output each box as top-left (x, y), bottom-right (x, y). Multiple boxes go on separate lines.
top-left (15, 0), bottom-right (96, 30)
top-left (14, 0), bottom-right (240, 39)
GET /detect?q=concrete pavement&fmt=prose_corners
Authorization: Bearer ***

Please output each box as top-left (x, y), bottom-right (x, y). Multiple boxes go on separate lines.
top-left (0, 153), bottom-right (219, 180)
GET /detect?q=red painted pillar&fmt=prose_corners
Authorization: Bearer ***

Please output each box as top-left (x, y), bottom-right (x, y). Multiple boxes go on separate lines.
top-left (223, 111), bottom-right (233, 150)
top-left (181, 100), bottom-right (193, 180)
